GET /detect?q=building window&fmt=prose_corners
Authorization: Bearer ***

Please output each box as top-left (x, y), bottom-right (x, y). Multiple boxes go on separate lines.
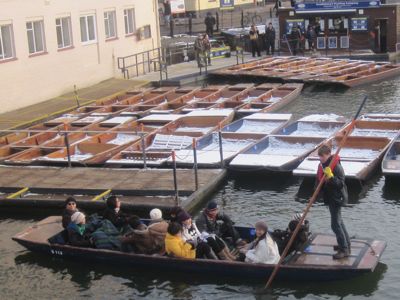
top-left (124, 8), bottom-right (136, 35)
top-left (56, 17), bottom-right (72, 49)
top-left (143, 25), bottom-right (151, 39)
top-left (80, 15), bottom-right (97, 43)
top-left (104, 11), bottom-right (117, 39)
top-left (26, 20), bottom-right (46, 54)
top-left (0, 24), bottom-right (15, 60)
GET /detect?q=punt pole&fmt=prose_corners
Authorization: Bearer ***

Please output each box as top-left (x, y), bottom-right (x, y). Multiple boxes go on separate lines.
top-left (265, 95), bottom-right (368, 289)
top-left (193, 138), bottom-right (199, 190)
top-left (64, 134), bottom-right (72, 168)
top-left (141, 133), bottom-right (147, 169)
top-left (218, 130), bottom-right (224, 168)
top-left (172, 150), bottom-right (179, 205)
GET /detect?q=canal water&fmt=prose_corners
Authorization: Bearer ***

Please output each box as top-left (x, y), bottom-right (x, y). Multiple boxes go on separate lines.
top-left (1, 77), bottom-right (400, 299)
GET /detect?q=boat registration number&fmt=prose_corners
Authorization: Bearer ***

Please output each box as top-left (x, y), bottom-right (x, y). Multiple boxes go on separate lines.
top-left (50, 249), bottom-right (63, 256)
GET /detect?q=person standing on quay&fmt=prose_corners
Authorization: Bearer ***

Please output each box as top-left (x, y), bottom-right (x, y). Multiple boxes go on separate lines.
top-left (265, 22), bottom-right (276, 55)
top-left (194, 34), bottom-right (205, 67)
top-left (316, 144), bottom-right (351, 260)
top-left (163, 0), bottom-right (172, 26)
top-left (249, 24), bottom-right (261, 58)
top-left (289, 25), bottom-right (301, 55)
top-left (204, 12), bottom-right (216, 37)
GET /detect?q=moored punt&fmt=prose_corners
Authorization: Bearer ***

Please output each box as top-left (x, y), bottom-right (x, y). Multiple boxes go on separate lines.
top-left (382, 132), bottom-right (400, 177)
top-left (361, 113), bottom-right (400, 122)
top-left (179, 84), bottom-right (254, 113)
top-left (294, 136), bottom-right (392, 181)
top-left (148, 85), bottom-right (228, 114)
top-left (237, 83), bottom-right (303, 116)
top-left (172, 113), bottom-right (293, 167)
top-left (337, 119), bottom-right (400, 139)
top-left (229, 135), bottom-right (326, 172)
top-left (12, 216), bottom-right (386, 282)
top-left (106, 110), bottom-right (235, 167)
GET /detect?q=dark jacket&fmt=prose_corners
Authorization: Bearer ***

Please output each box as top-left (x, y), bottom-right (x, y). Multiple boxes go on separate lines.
top-left (205, 15), bottom-right (216, 28)
top-left (62, 209), bottom-right (77, 229)
top-left (102, 208), bottom-right (128, 229)
top-left (317, 156), bottom-right (348, 207)
top-left (265, 27), bottom-right (276, 41)
top-left (271, 220), bottom-right (310, 255)
top-left (67, 223), bottom-right (92, 247)
top-left (164, 1), bottom-right (171, 15)
top-left (249, 29), bottom-right (260, 41)
top-left (290, 27), bottom-right (301, 42)
top-left (195, 211), bottom-right (240, 243)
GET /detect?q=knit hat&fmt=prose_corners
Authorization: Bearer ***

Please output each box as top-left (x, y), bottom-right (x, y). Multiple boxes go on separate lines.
top-left (206, 201), bottom-right (218, 211)
top-left (71, 212), bottom-right (85, 224)
top-left (106, 195), bottom-right (118, 209)
top-left (255, 221), bottom-right (268, 232)
top-left (177, 211), bottom-right (191, 223)
top-left (150, 208), bottom-right (162, 220)
top-left (65, 197), bottom-right (77, 206)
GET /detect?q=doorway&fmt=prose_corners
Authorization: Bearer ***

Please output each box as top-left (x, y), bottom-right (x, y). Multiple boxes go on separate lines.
top-left (375, 19), bottom-right (388, 53)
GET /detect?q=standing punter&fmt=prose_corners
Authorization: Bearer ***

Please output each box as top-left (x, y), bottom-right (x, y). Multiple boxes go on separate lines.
top-left (316, 144), bottom-right (351, 259)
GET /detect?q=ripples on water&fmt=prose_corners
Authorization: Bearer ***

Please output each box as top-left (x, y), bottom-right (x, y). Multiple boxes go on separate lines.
top-left (2, 77), bottom-right (400, 299)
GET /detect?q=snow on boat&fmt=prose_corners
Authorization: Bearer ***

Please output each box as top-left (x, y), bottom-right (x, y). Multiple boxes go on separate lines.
top-left (337, 118), bottom-right (400, 139)
top-left (172, 113), bottom-right (293, 167)
top-left (229, 135), bottom-right (326, 172)
top-left (237, 83), bottom-right (303, 116)
top-left (12, 216), bottom-right (387, 282)
top-left (179, 84), bottom-right (254, 113)
top-left (294, 136), bottom-right (392, 181)
top-left (106, 110), bottom-right (235, 167)
top-left (382, 132), bottom-right (400, 177)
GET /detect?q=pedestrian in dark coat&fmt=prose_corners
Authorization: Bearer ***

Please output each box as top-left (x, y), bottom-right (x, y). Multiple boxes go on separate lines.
top-left (306, 25), bottom-right (317, 51)
top-left (62, 197), bottom-right (78, 228)
top-left (204, 12), bottom-right (216, 37)
top-left (249, 24), bottom-right (261, 57)
top-left (316, 144), bottom-right (350, 259)
top-left (289, 25), bottom-right (301, 55)
top-left (265, 22), bottom-right (276, 55)
top-left (102, 195), bottom-right (128, 229)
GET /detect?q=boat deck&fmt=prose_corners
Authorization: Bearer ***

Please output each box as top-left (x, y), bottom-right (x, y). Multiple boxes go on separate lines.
top-left (0, 166), bottom-right (226, 213)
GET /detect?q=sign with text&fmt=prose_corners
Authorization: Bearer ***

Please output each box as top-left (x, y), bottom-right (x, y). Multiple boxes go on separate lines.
top-left (295, 0), bottom-right (380, 11)
top-left (170, 0), bottom-right (186, 14)
top-left (220, 0), bottom-right (234, 9)
top-left (351, 17), bottom-right (368, 31)
top-left (286, 19), bottom-right (305, 34)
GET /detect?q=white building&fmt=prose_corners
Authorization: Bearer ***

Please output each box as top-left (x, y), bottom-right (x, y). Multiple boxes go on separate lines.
top-left (0, 0), bottom-right (161, 113)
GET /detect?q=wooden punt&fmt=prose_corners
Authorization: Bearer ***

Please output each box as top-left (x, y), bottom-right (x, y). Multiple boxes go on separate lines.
top-left (172, 113), bottom-right (293, 168)
top-left (212, 56), bottom-right (283, 75)
top-left (237, 83), bottom-right (303, 116)
top-left (294, 136), bottom-right (392, 181)
top-left (148, 85), bottom-right (228, 115)
top-left (13, 216), bottom-right (386, 282)
top-left (229, 135), bottom-right (326, 172)
top-left (360, 113), bottom-right (400, 122)
top-left (106, 110), bottom-right (235, 167)
top-left (382, 132), bottom-right (400, 177)
top-left (274, 114), bottom-right (347, 138)
top-left (337, 119), bottom-right (400, 140)
top-left (119, 87), bottom-right (201, 117)
top-left (179, 84), bottom-right (254, 113)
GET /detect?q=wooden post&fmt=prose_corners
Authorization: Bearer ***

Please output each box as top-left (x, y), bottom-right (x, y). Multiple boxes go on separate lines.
top-left (141, 133), bottom-right (147, 169)
top-left (193, 138), bottom-right (199, 190)
top-left (172, 150), bottom-right (179, 205)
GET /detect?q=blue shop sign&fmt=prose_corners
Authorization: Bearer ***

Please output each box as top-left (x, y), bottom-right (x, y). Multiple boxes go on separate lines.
top-left (295, 1), bottom-right (380, 11)
top-left (220, 0), bottom-right (234, 9)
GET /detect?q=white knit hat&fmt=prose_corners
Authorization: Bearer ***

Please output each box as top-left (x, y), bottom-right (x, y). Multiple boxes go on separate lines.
top-left (149, 208), bottom-right (162, 220)
top-left (71, 212), bottom-right (85, 224)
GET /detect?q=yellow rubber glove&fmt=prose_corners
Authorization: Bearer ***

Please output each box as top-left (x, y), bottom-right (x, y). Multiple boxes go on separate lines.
top-left (323, 167), bottom-right (334, 179)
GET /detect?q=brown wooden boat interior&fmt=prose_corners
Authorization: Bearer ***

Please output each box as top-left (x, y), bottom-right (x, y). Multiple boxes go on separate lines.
top-left (0, 132), bottom-right (31, 147)
top-left (337, 120), bottom-right (400, 136)
top-left (4, 147), bottom-right (62, 164)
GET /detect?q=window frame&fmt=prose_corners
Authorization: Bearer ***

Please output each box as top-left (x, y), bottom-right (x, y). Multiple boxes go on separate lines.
top-left (104, 10), bottom-right (117, 40)
top-left (80, 14), bottom-right (97, 45)
top-left (55, 16), bottom-right (73, 49)
top-left (26, 20), bottom-right (46, 55)
top-left (0, 23), bottom-right (16, 61)
top-left (123, 8), bottom-right (136, 36)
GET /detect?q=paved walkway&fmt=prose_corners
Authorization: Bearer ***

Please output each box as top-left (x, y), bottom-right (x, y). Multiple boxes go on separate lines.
top-left (0, 78), bottom-right (149, 131)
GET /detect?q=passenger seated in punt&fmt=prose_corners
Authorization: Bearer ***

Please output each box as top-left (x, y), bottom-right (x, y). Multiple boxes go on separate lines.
top-left (102, 195), bottom-right (129, 229)
top-left (271, 213), bottom-right (310, 256)
top-left (62, 197), bottom-right (79, 229)
top-left (165, 222), bottom-right (196, 259)
top-left (240, 221), bottom-right (280, 264)
top-left (196, 201), bottom-right (244, 248)
top-left (177, 210), bottom-right (218, 260)
top-left (67, 212), bottom-right (93, 247)
top-left (120, 209), bottom-right (168, 254)
top-left (169, 206), bottom-right (184, 223)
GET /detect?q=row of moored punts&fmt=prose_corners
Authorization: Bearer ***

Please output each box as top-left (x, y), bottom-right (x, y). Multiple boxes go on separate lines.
top-left (212, 56), bottom-right (400, 88)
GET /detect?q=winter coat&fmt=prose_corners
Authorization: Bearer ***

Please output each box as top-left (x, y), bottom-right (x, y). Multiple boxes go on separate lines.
top-left (316, 156), bottom-right (348, 207)
top-left (164, 1), bottom-right (171, 15)
top-left (265, 27), bottom-right (276, 41)
top-left (102, 208), bottom-right (128, 229)
top-left (67, 223), bottom-right (92, 247)
top-left (204, 15), bottom-right (216, 28)
top-left (249, 29), bottom-right (259, 41)
top-left (194, 37), bottom-right (205, 52)
top-left (148, 220), bottom-right (169, 251)
top-left (165, 233), bottom-right (196, 259)
top-left (245, 234), bottom-right (280, 264)
top-left (62, 209), bottom-right (77, 229)
top-left (196, 212), bottom-right (231, 235)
